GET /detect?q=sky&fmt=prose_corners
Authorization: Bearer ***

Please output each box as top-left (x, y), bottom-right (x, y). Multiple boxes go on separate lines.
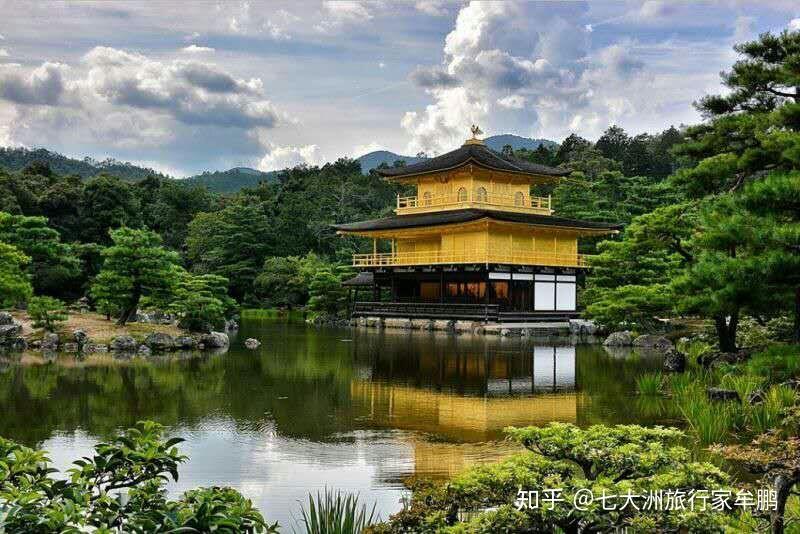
top-left (1, 1), bottom-right (799, 177)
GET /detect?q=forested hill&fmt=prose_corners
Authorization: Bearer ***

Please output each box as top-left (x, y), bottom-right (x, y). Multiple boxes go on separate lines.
top-left (0, 147), bottom-right (169, 181)
top-left (181, 167), bottom-right (279, 193)
top-left (484, 134), bottom-right (556, 151)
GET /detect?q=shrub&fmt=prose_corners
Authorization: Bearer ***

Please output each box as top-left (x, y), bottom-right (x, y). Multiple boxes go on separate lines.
top-left (299, 488), bottom-right (378, 534)
top-left (0, 421), bottom-right (277, 532)
top-left (746, 345), bottom-right (800, 383)
top-left (27, 295), bottom-right (68, 331)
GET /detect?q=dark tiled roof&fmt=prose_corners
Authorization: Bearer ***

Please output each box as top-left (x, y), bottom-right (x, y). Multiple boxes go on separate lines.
top-left (376, 143), bottom-right (570, 178)
top-left (342, 271), bottom-right (374, 286)
top-left (333, 209), bottom-right (622, 233)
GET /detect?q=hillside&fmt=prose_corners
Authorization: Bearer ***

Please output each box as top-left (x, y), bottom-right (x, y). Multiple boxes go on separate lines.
top-left (181, 167), bottom-right (278, 193)
top-left (0, 147), bottom-right (169, 181)
top-left (356, 151), bottom-right (424, 174)
top-left (484, 134), bottom-right (556, 152)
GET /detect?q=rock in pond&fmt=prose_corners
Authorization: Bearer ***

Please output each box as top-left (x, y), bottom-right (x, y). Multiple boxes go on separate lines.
top-left (73, 329), bottom-right (89, 347)
top-left (747, 389), bottom-right (765, 405)
top-left (244, 338), bottom-right (261, 349)
top-left (110, 335), bottom-right (137, 353)
top-left (199, 331), bottom-right (229, 349)
top-left (633, 334), bottom-right (673, 351)
top-left (174, 336), bottom-right (196, 350)
top-left (0, 323), bottom-right (22, 344)
top-left (41, 333), bottom-right (59, 352)
top-left (603, 331), bottom-right (633, 346)
top-left (0, 311), bottom-right (13, 325)
top-left (662, 349), bottom-right (686, 373)
top-left (707, 387), bottom-right (740, 402)
top-left (137, 345), bottom-right (152, 356)
top-left (144, 332), bottom-right (175, 352)
top-left (62, 342), bottom-right (79, 353)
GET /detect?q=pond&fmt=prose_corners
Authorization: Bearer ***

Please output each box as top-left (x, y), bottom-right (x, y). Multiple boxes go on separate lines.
top-left (0, 317), bottom-right (670, 528)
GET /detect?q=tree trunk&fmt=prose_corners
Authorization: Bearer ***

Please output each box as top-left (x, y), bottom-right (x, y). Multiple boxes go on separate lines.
top-left (715, 313), bottom-right (739, 352)
top-left (793, 287), bottom-right (800, 344)
top-left (771, 473), bottom-right (794, 534)
top-left (117, 289), bottom-right (141, 326)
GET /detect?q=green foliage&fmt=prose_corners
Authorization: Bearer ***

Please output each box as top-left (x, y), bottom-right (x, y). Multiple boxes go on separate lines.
top-left (0, 211), bottom-right (80, 299)
top-left (0, 421), bottom-right (274, 532)
top-left (79, 174), bottom-right (142, 244)
top-left (0, 147), bottom-right (169, 181)
top-left (168, 269), bottom-right (236, 332)
top-left (308, 265), bottom-right (352, 317)
top-left (0, 241), bottom-right (32, 307)
top-left (584, 283), bottom-right (672, 332)
top-left (636, 372), bottom-right (663, 396)
top-left (676, 390), bottom-right (738, 445)
top-left (27, 296), bottom-right (68, 332)
top-left (90, 227), bottom-right (180, 325)
top-left (186, 201), bottom-right (274, 302)
top-left (746, 345), bottom-right (800, 383)
top-left (253, 253), bottom-right (327, 309)
top-left (299, 488), bottom-right (378, 534)
top-left (375, 423), bottom-right (731, 533)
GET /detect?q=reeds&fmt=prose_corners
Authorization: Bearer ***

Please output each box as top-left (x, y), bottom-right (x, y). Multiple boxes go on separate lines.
top-left (297, 489), bottom-right (377, 534)
top-left (636, 372), bottom-right (663, 396)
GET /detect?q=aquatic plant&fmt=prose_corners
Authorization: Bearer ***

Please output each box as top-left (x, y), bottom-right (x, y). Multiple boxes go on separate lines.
top-left (677, 391), bottom-right (737, 445)
top-left (636, 372), bottom-right (663, 396)
top-left (298, 488), bottom-right (377, 534)
top-left (720, 373), bottom-right (763, 402)
top-left (747, 385), bottom-right (797, 435)
top-left (746, 345), bottom-right (800, 384)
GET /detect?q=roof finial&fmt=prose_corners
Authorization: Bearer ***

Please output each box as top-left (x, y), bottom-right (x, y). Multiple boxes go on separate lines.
top-left (464, 124), bottom-right (485, 146)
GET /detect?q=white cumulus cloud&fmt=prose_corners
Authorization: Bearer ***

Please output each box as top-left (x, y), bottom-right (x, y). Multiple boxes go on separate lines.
top-left (258, 143), bottom-right (322, 171)
top-left (181, 45), bottom-right (215, 53)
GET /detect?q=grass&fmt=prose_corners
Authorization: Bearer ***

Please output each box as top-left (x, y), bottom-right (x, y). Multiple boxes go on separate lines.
top-left (676, 390), bottom-right (737, 445)
top-left (747, 385), bottom-right (797, 435)
top-left (720, 374), bottom-right (763, 402)
top-left (12, 310), bottom-right (183, 345)
top-left (296, 489), bottom-right (377, 534)
top-left (241, 308), bottom-right (307, 322)
top-left (746, 345), bottom-right (800, 384)
top-left (636, 372), bottom-right (663, 396)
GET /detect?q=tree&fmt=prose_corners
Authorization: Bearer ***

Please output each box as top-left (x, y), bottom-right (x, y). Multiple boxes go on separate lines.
top-left (27, 296), bottom-right (68, 332)
top-left (91, 227), bottom-right (180, 325)
top-left (374, 423), bottom-right (732, 533)
top-left (168, 270), bottom-right (235, 332)
top-left (80, 174), bottom-right (141, 244)
top-left (0, 212), bottom-right (80, 299)
top-left (0, 421), bottom-right (276, 532)
top-left (253, 253), bottom-right (327, 309)
top-left (595, 125), bottom-right (630, 163)
top-left (0, 241), bottom-right (32, 307)
top-left (308, 265), bottom-right (351, 316)
top-left (186, 202), bottom-right (273, 302)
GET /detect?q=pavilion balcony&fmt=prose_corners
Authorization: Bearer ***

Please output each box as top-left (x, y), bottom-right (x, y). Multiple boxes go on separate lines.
top-left (396, 191), bottom-right (553, 216)
top-left (351, 249), bottom-right (591, 269)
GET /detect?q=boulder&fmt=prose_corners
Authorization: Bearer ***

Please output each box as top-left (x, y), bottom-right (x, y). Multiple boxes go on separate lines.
top-left (707, 387), bottom-right (741, 402)
top-left (633, 335), bottom-right (674, 351)
top-left (4, 337), bottom-right (26, 351)
top-left (569, 319), bottom-right (598, 336)
top-left (73, 329), bottom-right (89, 347)
top-left (225, 318), bottom-right (239, 331)
top-left (110, 335), bottom-right (137, 353)
top-left (244, 338), bottom-right (261, 349)
top-left (0, 323), bottom-right (22, 343)
top-left (472, 325), bottom-right (485, 335)
top-left (698, 349), bottom-right (751, 368)
top-left (199, 331), bottom-right (229, 348)
top-left (144, 332), bottom-right (175, 352)
top-left (0, 312), bottom-right (13, 325)
top-left (747, 389), bottom-right (766, 405)
top-left (84, 343), bottom-right (108, 354)
top-left (662, 349), bottom-right (686, 373)
top-left (62, 342), bottom-right (79, 353)
top-left (500, 328), bottom-right (522, 337)
top-left (174, 336), bottom-right (196, 350)
top-left (432, 320), bottom-right (455, 332)
top-left (137, 345), bottom-right (152, 356)
top-left (454, 321), bottom-right (477, 333)
top-left (603, 331), bottom-right (633, 346)
top-left (41, 333), bottom-right (59, 352)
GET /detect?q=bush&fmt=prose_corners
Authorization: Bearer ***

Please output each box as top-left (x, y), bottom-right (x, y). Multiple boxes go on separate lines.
top-left (27, 295), bottom-right (68, 331)
top-left (299, 488), bottom-right (377, 534)
top-left (746, 345), bottom-right (800, 383)
top-left (0, 421), bottom-right (277, 532)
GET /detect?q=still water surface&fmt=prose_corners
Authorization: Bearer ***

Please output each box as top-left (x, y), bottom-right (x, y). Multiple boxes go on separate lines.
top-left (0, 318), bottom-right (669, 527)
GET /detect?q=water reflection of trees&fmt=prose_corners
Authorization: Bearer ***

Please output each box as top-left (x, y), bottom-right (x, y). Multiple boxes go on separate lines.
top-left (0, 323), bottom-right (665, 448)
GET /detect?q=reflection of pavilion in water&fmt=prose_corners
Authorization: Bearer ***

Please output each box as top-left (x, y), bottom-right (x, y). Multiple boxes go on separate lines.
top-left (349, 330), bottom-right (584, 443)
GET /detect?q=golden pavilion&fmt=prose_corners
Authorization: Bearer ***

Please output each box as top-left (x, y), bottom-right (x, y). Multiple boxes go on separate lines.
top-left (334, 127), bottom-right (620, 322)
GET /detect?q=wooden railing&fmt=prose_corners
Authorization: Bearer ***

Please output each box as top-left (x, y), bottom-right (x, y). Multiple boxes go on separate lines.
top-left (396, 191), bottom-right (552, 215)
top-left (352, 249), bottom-right (591, 268)
top-left (353, 302), bottom-right (500, 320)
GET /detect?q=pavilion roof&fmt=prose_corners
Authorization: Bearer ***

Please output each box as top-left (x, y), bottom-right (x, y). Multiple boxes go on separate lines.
top-left (333, 209), bottom-right (621, 233)
top-left (375, 142), bottom-right (570, 179)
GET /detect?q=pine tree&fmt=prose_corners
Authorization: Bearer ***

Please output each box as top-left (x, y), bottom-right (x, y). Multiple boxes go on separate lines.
top-left (0, 242), bottom-right (32, 307)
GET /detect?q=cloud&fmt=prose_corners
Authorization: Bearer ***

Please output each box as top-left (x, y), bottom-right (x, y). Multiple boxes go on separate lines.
top-left (0, 49), bottom-right (8, 58)
top-left (415, 1), bottom-right (449, 17)
top-left (789, 18), bottom-right (800, 31)
top-left (181, 45), bottom-right (215, 54)
top-left (0, 62), bottom-right (69, 105)
top-left (497, 94), bottom-right (526, 110)
top-left (258, 143), bottom-right (322, 171)
top-left (409, 66), bottom-right (459, 89)
top-left (378, 62), bottom-right (386, 69)
top-left (183, 31), bottom-right (201, 42)
top-left (316, 0), bottom-right (375, 32)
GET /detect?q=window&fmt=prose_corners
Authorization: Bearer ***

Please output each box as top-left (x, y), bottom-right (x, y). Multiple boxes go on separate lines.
top-left (423, 191), bottom-right (432, 206)
top-left (514, 191), bottom-right (525, 206)
top-left (457, 187), bottom-right (468, 202)
top-left (476, 187), bottom-right (488, 202)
